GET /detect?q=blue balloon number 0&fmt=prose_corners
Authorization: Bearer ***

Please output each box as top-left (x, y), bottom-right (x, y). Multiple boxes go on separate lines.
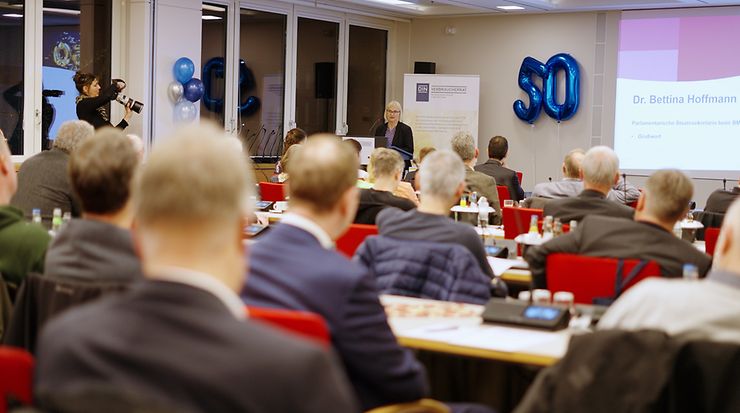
top-left (513, 53), bottom-right (580, 123)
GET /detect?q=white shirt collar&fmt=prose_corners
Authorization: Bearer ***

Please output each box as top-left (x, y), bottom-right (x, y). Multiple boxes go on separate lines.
top-left (281, 212), bottom-right (334, 250)
top-left (154, 266), bottom-right (246, 320)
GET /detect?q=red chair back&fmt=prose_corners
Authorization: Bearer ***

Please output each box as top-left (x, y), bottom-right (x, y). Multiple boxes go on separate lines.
top-left (503, 206), bottom-right (543, 240)
top-left (246, 306), bottom-right (330, 347)
top-left (516, 171), bottom-right (523, 185)
top-left (259, 182), bottom-right (286, 202)
top-left (496, 186), bottom-right (511, 209)
top-left (0, 346), bottom-right (33, 412)
top-left (705, 227), bottom-right (721, 256)
top-left (546, 253), bottom-right (661, 304)
top-left (336, 224), bottom-right (378, 258)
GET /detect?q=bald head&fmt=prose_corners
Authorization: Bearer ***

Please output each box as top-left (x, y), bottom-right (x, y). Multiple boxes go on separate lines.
top-left (563, 149), bottom-right (585, 179)
top-left (287, 134), bottom-right (358, 213)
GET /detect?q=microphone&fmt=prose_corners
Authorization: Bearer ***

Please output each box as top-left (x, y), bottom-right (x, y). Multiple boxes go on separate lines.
top-left (548, 176), bottom-right (552, 182)
top-left (622, 173), bottom-right (627, 204)
top-left (368, 116), bottom-right (384, 136)
top-left (723, 178), bottom-right (727, 190)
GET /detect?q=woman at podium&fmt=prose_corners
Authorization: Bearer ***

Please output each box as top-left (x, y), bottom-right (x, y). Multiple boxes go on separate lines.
top-left (374, 100), bottom-right (414, 169)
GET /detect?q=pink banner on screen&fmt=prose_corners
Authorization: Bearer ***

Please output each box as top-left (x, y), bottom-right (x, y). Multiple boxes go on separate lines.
top-left (619, 15), bottom-right (740, 82)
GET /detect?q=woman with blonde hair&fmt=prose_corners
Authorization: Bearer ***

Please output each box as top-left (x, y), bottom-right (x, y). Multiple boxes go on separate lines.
top-left (373, 100), bottom-right (414, 170)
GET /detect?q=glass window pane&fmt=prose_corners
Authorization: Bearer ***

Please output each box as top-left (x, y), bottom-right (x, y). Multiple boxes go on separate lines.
top-left (296, 18), bottom-right (338, 135)
top-left (200, 3), bottom-right (227, 126)
top-left (239, 9), bottom-right (286, 161)
top-left (0, 4), bottom-right (25, 155)
top-left (43, 0), bottom-right (112, 148)
top-left (347, 25), bottom-right (387, 136)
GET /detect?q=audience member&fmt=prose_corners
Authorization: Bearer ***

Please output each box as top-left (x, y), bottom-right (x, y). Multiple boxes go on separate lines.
top-left (127, 133), bottom-right (145, 161)
top-left (343, 138), bottom-right (370, 181)
top-left (354, 148), bottom-right (416, 225)
top-left (703, 179), bottom-right (740, 215)
top-left (526, 169), bottom-right (711, 288)
top-left (0, 130), bottom-right (51, 286)
top-left (531, 149), bottom-right (585, 199)
top-left (35, 125), bottom-right (357, 412)
top-left (377, 150), bottom-right (495, 277)
top-left (404, 146), bottom-right (436, 190)
top-left (44, 128), bottom-right (141, 281)
top-left (242, 135), bottom-right (428, 410)
top-left (274, 127), bottom-right (306, 175)
top-left (11, 120), bottom-right (94, 227)
top-left (543, 146), bottom-right (634, 222)
top-left (598, 198), bottom-right (740, 343)
top-left (475, 135), bottom-right (524, 202)
top-left (272, 143), bottom-right (301, 183)
top-left (450, 131), bottom-right (501, 224)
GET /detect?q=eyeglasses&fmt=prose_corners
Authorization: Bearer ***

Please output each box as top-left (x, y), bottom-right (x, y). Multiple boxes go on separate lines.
top-left (386, 110), bottom-right (400, 114)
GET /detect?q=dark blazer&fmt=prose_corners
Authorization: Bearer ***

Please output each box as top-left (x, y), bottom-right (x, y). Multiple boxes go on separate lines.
top-left (374, 121), bottom-right (414, 159)
top-left (475, 159), bottom-right (525, 201)
top-left (524, 215), bottom-right (712, 289)
top-left (354, 189), bottom-right (416, 225)
top-left (242, 223), bottom-right (428, 411)
top-left (10, 148), bottom-right (82, 227)
top-left (704, 187), bottom-right (740, 214)
top-left (76, 83), bottom-right (128, 130)
top-left (35, 280), bottom-right (358, 413)
top-left (543, 189), bottom-right (634, 223)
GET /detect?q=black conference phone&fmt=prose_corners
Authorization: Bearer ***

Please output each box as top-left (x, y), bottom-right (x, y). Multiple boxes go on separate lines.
top-left (482, 298), bottom-right (570, 330)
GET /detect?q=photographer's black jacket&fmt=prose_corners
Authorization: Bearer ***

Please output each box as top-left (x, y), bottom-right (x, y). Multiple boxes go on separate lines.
top-left (75, 83), bottom-right (128, 130)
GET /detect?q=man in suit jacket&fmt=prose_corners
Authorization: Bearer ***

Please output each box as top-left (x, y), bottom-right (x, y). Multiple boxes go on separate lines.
top-left (704, 180), bottom-right (740, 214)
top-left (242, 135), bottom-right (428, 411)
top-left (544, 146), bottom-right (634, 222)
top-left (526, 169), bottom-right (711, 288)
top-left (35, 125), bottom-right (358, 413)
top-left (532, 149), bottom-right (585, 199)
top-left (450, 131), bottom-right (501, 224)
top-left (11, 120), bottom-right (94, 227)
top-left (475, 135), bottom-right (525, 201)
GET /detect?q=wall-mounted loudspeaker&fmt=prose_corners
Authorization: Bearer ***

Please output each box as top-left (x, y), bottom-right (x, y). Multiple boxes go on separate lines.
top-left (315, 62), bottom-right (336, 99)
top-left (414, 61), bottom-right (436, 74)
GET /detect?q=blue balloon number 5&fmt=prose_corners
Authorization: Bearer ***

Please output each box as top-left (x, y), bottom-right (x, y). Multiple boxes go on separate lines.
top-left (513, 53), bottom-right (580, 123)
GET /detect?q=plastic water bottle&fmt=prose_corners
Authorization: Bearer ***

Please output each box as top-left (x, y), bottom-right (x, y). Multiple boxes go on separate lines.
top-left (683, 264), bottom-right (699, 280)
top-left (528, 215), bottom-right (539, 234)
top-left (32, 208), bottom-right (42, 225)
top-left (569, 220), bottom-right (578, 232)
top-left (470, 191), bottom-right (479, 206)
top-left (49, 208), bottom-right (62, 237)
top-left (62, 212), bottom-right (72, 225)
top-left (478, 197), bottom-right (489, 228)
top-left (542, 215), bottom-right (554, 240)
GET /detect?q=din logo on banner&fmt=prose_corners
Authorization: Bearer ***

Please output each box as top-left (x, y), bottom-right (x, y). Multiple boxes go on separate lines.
top-left (513, 53), bottom-right (580, 124)
top-left (416, 83), bottom-right (430, 102)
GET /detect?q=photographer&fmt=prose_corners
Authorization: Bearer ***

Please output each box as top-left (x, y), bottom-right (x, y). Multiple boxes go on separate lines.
top-left (73, 72), bottom-right (131, 130)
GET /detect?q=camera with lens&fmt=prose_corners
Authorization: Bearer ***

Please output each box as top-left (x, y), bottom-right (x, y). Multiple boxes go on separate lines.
top-left (111, 79), bottom-right (144, 114)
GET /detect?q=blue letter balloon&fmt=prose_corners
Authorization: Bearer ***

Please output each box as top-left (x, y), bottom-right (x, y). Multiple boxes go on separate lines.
top-left (173, 57), bottom-right (195, 84)
top-left (513, 57), bottom-right (547, 124)
top-left (183, 78), bottom-right (205, 103)
top-left (542, 54), bottom-right (580, 122)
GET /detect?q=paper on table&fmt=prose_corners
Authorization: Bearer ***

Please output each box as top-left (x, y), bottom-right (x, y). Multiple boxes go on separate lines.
top-left (403, 323), bottom-right (566, 355)
top-left (488, 257), bottom-right (529, 276)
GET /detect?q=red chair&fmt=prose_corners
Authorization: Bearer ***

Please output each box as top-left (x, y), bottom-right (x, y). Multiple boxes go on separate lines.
top-left (705, 227), bottom-right (721, 256)
top-left (259, 182), bottom-right (286, 202)
top-left (496, 185), bottom-right (511, 209)
top-left (546, 253), bottom-right (661, 305)
top-left (246, 306), bottom-right (330, 347)
top-left (336, 224), bottom-right (378, 258)
top-left (503, 206), bottom-right (543, 240)
top-left (0, 346), bottom-right (33, 413)
top-left (516, 171), bottom-right (523, 186)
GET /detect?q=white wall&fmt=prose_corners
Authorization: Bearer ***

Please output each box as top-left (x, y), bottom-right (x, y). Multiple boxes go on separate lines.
top-left (404, 11), bottom-right (720, 205)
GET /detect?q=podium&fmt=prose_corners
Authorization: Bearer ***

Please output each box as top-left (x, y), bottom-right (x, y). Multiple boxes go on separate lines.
top-left (342, 136), bottom-right (392, 165)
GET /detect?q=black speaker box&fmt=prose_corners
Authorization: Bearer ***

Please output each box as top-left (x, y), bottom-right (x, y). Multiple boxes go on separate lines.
top-left (414, 61), bottom-right (436, 74)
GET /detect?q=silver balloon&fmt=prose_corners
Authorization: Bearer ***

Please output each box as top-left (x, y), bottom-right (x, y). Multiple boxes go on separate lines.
top-left (174, 100), bottom-right (197, 123)
top-left (167, 80), bottom-right (184, 103)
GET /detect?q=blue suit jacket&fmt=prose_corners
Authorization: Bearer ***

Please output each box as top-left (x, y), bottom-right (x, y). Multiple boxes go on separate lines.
top-left (242, 223), bottom-right (428, 410)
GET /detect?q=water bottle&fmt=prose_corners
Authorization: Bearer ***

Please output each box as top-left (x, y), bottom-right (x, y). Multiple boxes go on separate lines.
top-left (478, 197), bottom-right (489, 228)
top-left (32, 208), bottom-right (42, 225)
top-left (542, 216), bottom-right (554, 240)
top-left (62, 212), bottom-right (72, 225)
top-left (569, 220), bottom-right (578, 232)
top-left (470, 191), bottom-right (479, 206)
top-left (553, 218), bottom-right (563, 237)
top-left (49, 208), bottom-right (62, 237)
top-left (528, 215), bottom-right (539, 234)
top-left (683, 263), bottom-right (699, 280)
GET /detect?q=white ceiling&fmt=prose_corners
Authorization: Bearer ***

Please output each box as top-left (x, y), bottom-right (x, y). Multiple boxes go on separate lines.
top-left (327, 0), bottom-right (740, 17)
